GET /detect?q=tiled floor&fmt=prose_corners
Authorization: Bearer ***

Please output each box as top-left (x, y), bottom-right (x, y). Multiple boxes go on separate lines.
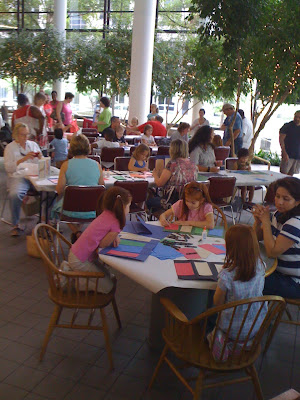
top-left (0, 163), bottom-right (299, 400)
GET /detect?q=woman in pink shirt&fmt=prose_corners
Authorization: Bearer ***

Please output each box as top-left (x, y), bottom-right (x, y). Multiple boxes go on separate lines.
top-left (68, 187), bottom-right (132, 293)
top-left (159, 181), bottom-right (215, 229)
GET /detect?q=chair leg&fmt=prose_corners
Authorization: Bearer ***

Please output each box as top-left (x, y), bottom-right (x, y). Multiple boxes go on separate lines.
top-left (112, 298), bottom-right (122, 329)
top-left (148, 344), bottom-right (169, 390)
top-left (246, 365), bottom-right (264, 400)
top-left (100, 307), bottom-right (114, 371)
top-left (193, 369), bottom-right (205, 400)
top-left (40, 305), bottom-right (62, 361)
top-left (230, 205), bottom-right (235, 224)
top-left (285, 306), bottom-right (293, 321)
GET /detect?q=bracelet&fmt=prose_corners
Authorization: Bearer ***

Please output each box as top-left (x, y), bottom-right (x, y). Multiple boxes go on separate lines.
top-left (207, 167), bottom-right (210, 172)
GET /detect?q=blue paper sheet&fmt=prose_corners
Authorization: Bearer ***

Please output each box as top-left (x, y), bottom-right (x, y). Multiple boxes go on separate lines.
top-left (212, 244), bottom-right (226, 254)
top-left (100, 239), bottom-right (158, 262)
top-left (123, 217), bottom-right (170, 240)
top-left (151, 242), bottom-right (181, 260)
top-left (114, 245), bottom-right (143, 253)
top-left (208, 227), bottom-right (224, 238)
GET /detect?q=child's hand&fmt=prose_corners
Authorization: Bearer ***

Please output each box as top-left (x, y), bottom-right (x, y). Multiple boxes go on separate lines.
top-left (176, 220), bottom-right (189, 226)
top-left (159, 213), bottom-right (170, 227)
top-left (141, 167), bottom-right (149, 172)
top-left (113, 236), bottom-right (120, 247)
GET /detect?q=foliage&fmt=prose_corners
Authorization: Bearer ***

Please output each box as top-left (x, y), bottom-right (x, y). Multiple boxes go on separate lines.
top-left (253, 150), bottom-right (281, 166)
top-left (0, 28), bottom-right (68, 93)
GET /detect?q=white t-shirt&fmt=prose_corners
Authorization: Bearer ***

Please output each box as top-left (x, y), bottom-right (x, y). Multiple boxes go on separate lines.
top-left (242, 117), bottom-right (253, 149)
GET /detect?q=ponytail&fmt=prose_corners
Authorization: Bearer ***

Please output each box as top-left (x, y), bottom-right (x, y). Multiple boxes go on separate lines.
top-left (96, 187), bottom-right (132, 229)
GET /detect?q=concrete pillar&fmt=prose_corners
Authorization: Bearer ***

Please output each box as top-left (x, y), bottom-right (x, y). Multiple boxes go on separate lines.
top-left (128, 1), bottom-right (157, 123)
top-left (191, 98), bottom-right (204, 123)
top-left (53, 0), bottom-right (67, 101)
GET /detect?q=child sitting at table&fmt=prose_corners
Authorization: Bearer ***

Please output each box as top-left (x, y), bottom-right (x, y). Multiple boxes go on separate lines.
top-left (128, 143), bottom-right (150, 172)
top-left (91, 127), bottom-right (120, 153)
top-left (141, 124), bottom-right (156, 147)
top-left (159, 181), bottom-right (214, 228)
top-left (234, 148), bottom-right (254, 203)
top-left (67, 186), bottom-right (132, 292)
top-left (113, 126), bottom-right (128, 146)
top-left (207, 224), bottom-right (267, 361)
top-left (127, 116), bottom-right (138, 129)
top-left (49, 128), bottom-right (68, 168)
top-left (212, 134), bottom-right (223, 147)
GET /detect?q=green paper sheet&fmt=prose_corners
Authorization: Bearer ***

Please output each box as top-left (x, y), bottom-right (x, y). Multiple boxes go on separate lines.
top-left (119, 239), bottom-right (145, 247)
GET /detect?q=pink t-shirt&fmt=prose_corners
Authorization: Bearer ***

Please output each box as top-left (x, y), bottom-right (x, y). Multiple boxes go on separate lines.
top-left (172, 200), bottom-right (213, 221)
top-left (71, 210), bottom-right (121, 262)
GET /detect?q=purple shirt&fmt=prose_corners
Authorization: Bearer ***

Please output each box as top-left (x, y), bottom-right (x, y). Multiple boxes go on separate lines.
top-left (71, 210), bottom-right (121, 262)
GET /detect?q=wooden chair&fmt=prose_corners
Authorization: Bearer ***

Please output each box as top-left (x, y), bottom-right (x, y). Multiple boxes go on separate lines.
top-left (57, 185), bottom-right (106, 232)
top-left (157, 146), bottom-right (170, 156)
top-left (208, 176), bottom-right (236, 224)
top-left (114, 156), bottom-right (130, 171)
top-left (214, 146), bottom-right (230, 164)
top-left (114, 180), bottom-right (149, 220)
top-left (149, 296), bottom-right (285, 400)
top-left (33, 223), bottom-right (121, 370)
top-left (212, 203), bottom-right (228, 231)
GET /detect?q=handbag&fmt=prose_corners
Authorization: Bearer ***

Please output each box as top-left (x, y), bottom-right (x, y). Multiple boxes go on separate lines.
top-left (26, 231), bottom-right (49, 258)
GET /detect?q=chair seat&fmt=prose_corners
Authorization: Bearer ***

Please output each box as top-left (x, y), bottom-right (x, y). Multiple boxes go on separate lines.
top-left (163, 326), bottom-right (261, 372)
top-left (60, 215), bottom-right (95, 224)
top-left (49, 285), bottom-right (117, 309)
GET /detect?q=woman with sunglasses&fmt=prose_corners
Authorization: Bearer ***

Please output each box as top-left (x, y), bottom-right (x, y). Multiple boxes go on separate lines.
top-left (4, 123), bottom-right (42, 236)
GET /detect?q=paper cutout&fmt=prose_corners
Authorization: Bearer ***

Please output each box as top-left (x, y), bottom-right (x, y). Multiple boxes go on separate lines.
top-left (151, 242), bottom-right (181, 260)
top-left (108, 250), bottom-right (139, 258)
top-left (164, 223), bottom-right (180, 232)
top-left (48, 178), bottom-right (58, 184)
top-left (213, 244), bottom-right (226, 252)
top-left (192, 227), bottom-right (203, 235)
top-left (194, 261), bottom-right (213, 276)
top-left (208, 227), bottom-right (224, 238)
top-left (199, 244), bottom-right (225, 255)
top-left (195, 247), bottom-right (210, 259)
top-left (113, 175), bottom-right (127, 181)
top-left (180, 225), bottom-right (193, 233)
top-left (119, 239), bottom-right (145, 247)
top-left (177, 248), bottom-right (201, 260)
top-left (174, 262), bottom-right (194, 276)
top-left (119, 232), bottom-right (152, 242)
top-left (215, 264), bottom-right (223, 273)
top-left (115, 245), bottom-right (144, 253)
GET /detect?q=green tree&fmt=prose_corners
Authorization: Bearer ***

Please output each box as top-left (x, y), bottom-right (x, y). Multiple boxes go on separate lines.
top-left (0, 28), bottom-right (68, 94)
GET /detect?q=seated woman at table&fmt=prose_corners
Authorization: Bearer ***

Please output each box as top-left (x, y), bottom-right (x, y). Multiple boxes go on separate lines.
top-left (147, 139), bottom-right (198, 212)
top-left (253, 177), bottom-right (300, 299)
top-left (4, 122), bottom-right (42, 236)
top-left (159, 181), bottom-right (214, 229)
top-left (189, 125), bottom-right (220, 172)
top-left (128, 143), bottom-right (150, 172)
top-left (51, 134), bottom-right (104, 243)
top-left (208, 224), bottom-right (267, 361)
top-left (67, 186), bottom-right (132, 292)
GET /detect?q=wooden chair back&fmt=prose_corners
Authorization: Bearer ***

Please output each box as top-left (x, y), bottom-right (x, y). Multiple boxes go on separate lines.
top-left (157, 146), bottom-right (170, 156)
top-left (114, 156), bottom-right (130, 171)
top-left (101, 147), bottom-right (124, 163)
top-left (212, 203), bottom-right (228, 231)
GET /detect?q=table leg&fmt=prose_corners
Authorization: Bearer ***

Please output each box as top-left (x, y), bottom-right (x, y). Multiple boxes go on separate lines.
top-left (148, 287), bottom-right (210, 351)
top-left (38, 192), bottom-right (42, 223)
top-left (45, 192), bottom-right (49, 224)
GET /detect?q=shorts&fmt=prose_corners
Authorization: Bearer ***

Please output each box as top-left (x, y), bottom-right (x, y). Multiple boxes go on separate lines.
top-left (280, 158), bottom-right (300, 176)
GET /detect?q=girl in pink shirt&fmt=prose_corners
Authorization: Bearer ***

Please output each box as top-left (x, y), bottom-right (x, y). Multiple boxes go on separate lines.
top-left (68, 187), bottom-right (132, 293)
top-left (159, 181), bottom-right (214, 229)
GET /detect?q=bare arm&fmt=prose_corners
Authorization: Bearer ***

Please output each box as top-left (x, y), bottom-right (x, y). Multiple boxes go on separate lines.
top-left (213, 285), bottom-right (226, 306)
top-left (152, 168), bottom-right (172, 187)
top-left (279, 133), bottom-right (288, 161)
top-left (56, 102), bottom-right (63, 124)
top-left (159, 208), bottom-right (175, 226)
top-left (176, 212), bottom-right (214, 229)
top-left (98, 164), bottom-right (104, 185)
top-left (128, 157), bottom-right (146, 172)
top-left (30, 106), bottom-right (45, 135)
top-left (99, 231), bottom-right (119, 248)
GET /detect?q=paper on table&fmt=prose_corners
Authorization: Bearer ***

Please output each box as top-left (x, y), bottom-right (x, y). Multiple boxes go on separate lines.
top-left (177, 248), bottom-right (201, 260)
top-left (151, 242), bottom-right (181, 260)
top-left (164, 223), bottom-right (180, 232)
top-left (194, 261), bottom-right (213, 276)
top-left (119, 232), bottom-right (152, 242)
top-left (208, 227), bottom-right (224, 238)
top-left (180, 225), bottom-right (193, 233)
top-left (199, 244), bottom-right (225, 255)
top-left (195, 247), bottom-right (210, 258)
top-left (119, 239), bottom-right (145, 247)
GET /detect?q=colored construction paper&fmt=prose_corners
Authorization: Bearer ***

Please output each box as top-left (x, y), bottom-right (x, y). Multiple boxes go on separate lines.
top-left (108, 250), bottom-right (139, 258)
top-left (177, 248), bottom-right (201, 260)
top-left (197, 174), bottom-right (210, 182)
top-left (195, 247), bottom-right (210, 259)
top-left (180, 225), bottom-right (193, 233)
top-left (136, 216), bottom-right (170, 239)
top-left (192, 227), bottom-right (203, 235)
top-left (208, 227), bottom-right (224, 238)
top-left (174, 262), bottom-right (195, 276)
top-left (164, 223), bottom-right (180, 232)
top-left (123, 221), bottom-right (152, 236)
top-left (199, 244), bottom-right (225, 255)
top-left (114, 245), bottom-right (143, 253)
top-left (113, 175), bottom-right (127, 181)
top-left (48, 178), bottom-right (58, 184)
top-left (194, 261), bottom-right (213, 276)
top-left (213, 244), bottom-right (226, 253)
top-left (119, 239), bottom-right (145, 247)
top-left (119, 232), bottom-right (152, 242)
top-left (151, 242), bottom-right (181, 260)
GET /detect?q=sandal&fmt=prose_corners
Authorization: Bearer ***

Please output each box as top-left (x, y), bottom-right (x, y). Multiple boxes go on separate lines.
top-left (11, 227), bottom-right (22, 237)
top-left (70, 231), bottom-right (82, 244)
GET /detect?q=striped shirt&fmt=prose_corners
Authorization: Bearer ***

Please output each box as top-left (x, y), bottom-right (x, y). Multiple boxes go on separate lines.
top-left (271, 212), bottom-right (300, 283)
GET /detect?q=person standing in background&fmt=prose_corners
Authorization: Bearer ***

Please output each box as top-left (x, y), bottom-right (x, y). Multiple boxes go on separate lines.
top-left (93, 97), bottom-right (111, 134)
top-left (238, 109), bottom-right (253, 149)
top-left (279, 110), bottom-right (300, 176)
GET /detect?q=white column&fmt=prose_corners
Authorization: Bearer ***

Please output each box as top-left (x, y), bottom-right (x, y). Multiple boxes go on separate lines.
top-left (53, 0), bottom-right (67, 101)
top-left (191, 98), bottom-right (204, 123)
top-left (128, 1), bottom-right (157, 123)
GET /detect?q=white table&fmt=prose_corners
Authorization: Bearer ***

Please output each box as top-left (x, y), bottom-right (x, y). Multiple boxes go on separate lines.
top-left (198, 169), bottom-right (287, 187)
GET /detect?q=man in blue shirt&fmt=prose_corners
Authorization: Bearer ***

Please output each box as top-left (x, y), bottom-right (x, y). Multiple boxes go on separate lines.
top-left (221, 103), bottom-right (243, 154)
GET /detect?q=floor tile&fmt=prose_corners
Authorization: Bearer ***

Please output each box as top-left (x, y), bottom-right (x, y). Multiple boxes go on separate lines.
top-left (64, 383), bottom-right (107, 400)
top-left (4, 365), bottom-right (48, 391)
top-left (32, 374), bottom-right (75, 400)
top-left (0, 357), bottom-right (20, 381)
top-left (0, 382), bottom-right (29, 400)
top-left (1, 341), bottom-right (37, 363)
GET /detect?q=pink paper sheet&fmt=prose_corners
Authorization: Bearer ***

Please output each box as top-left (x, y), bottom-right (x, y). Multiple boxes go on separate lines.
top-left (178, 248), bottom-right (201, 260)
top-left (198, 244), bottom-right (225, 255)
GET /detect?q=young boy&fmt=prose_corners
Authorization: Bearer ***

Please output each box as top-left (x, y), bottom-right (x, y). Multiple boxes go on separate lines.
top-left (91, 127), bottom-right (120, 153)
top-left (49, 128), bottom-right (68, 168)
top-left (234, 148), bottom-right (254, 203)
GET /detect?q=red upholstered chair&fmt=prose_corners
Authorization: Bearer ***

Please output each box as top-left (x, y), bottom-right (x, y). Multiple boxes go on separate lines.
top-left (208, 176), bottom-right (236, 224)
top-left (225, 157), bottom-right (238, 170)
top-left (157, 146), bottom-right (170, 156)
top-left (101, 147), bottom-right (124, 163)
top-left (82, 132), bottom-right (99, 139)
top-left (114, 157), bottom-right (130, 171)
top-left (148, 156), bottom-right (156, 171)
top-left (87, 155), bottom-right (101, 164)
top-left (87, 136), bottom-right (96, 144)
top-left (57, 185), bottom-right (106, 231)
top-left (82, 118), bottom-right (94, 128)
top-left (114, 180), bottom-right (149, 220)
top-left (214, 146), bottom-right (230, 165)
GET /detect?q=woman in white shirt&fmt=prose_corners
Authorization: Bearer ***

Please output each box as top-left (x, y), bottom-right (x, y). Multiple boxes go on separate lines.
top-left (4, 123), bottom-right (42, 236)
top-left (190, 108), bottom-right (209, 137)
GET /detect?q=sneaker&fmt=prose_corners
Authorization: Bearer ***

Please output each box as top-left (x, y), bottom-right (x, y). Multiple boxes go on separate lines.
top-left (11, 227), bottom-right (22, 237)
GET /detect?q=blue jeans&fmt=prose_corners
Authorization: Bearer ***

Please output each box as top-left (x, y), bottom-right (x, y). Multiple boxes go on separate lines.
top-left (9, 177), bottom-right (32, 226)
top-left (263, 270), bottom-right (300, 299)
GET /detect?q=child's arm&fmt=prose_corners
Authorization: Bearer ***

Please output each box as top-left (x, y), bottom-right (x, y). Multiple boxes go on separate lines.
top-left (99, 231), bottom-right (119, 248)
top-left (141, 138), bottom-right (148, 145)
top-left (159, 208), bottom-right (174, 226)
top-left (176, 212), bottom-right (214, 229)
top-left (213, 285), bottom-right (226, 306)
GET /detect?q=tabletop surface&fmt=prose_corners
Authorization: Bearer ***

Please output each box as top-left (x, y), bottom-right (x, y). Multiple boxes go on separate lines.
top-left (99, 222), bottom-right (276, 294)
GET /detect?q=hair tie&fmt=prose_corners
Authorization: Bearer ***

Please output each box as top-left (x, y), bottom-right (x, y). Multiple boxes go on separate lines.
top-left (117, 195), bottom-right (121, 199)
